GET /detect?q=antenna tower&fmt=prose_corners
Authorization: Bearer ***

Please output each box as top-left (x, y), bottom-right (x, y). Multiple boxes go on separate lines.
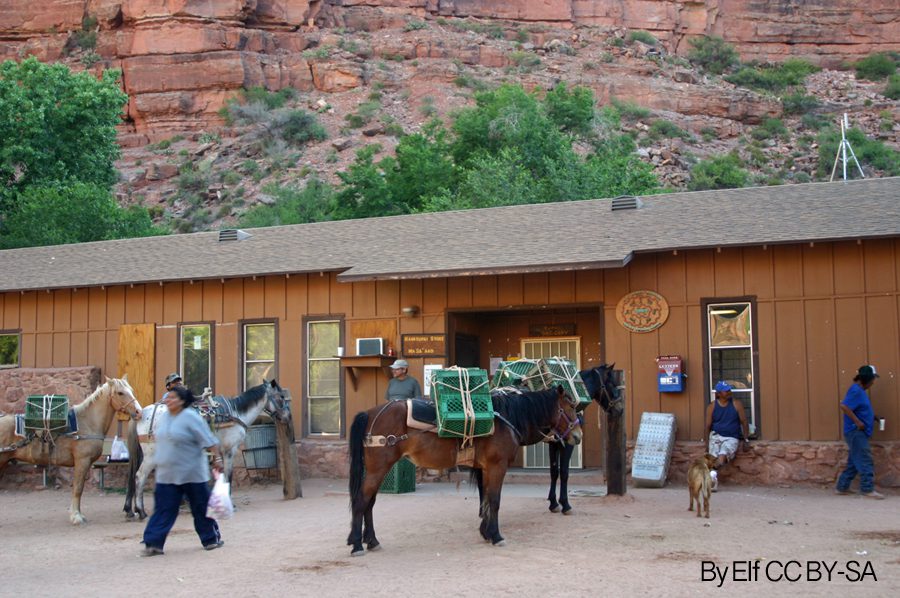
top-left (829, 113), bottom-right (865, 182)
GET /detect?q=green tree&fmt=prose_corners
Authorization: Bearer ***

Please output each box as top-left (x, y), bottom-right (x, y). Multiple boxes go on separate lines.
top-left (239, 178), bottom-right (334, 228)
top-left (544, 83), bottom-right (596, 137)
top-left (0, 182), bottom-right (161, 249)
top-left (0, 57), bottom-right (127, 215)
top-left (386, 121), bottom-right (457, 212)
top-left (331, 145), bottom-right (401, 220)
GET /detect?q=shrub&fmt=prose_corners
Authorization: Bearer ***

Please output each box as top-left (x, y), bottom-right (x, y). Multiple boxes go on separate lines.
top-left (628, 30), bottom-right (657, 46)
top-left (782, 93), bottom-right (820, 115)
top-left (508, 51), bottom-right (541, 72)
top-left (649, 119), bottom-right (689, 140)
top-left (242, 86), bottom-right (296, 110)
top-left (885, 74), bottom-right (900, 100)
top-left (854, 53), bottom-right (897, 81)
top-left (726, 59), bottom-right (819, 92)
top-left (404, 20), bottom-right (427, 32)
top-left (544, 84), bottom-right (596, 137)
top-left (611, 98), bottom-right (650, 120)
top-left (816, 127), bottom-right (900, 177)
top-left (700, 127), bottom-right (718, 142)
top-left (221, 171), bottom-right (241, 186)
top-left (750, 118), bottom-right (788, 141)
top-left (688, 153), bottom-right (750, 190)
top-left (687, 36), bottom-right (739, 75)
top-left (276, 110), bottom-right (327, 146)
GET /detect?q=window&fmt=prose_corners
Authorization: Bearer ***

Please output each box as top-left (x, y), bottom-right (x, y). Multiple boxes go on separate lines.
top-left (306, 320), bottom-right (341, 436)
top-left (243, 322), bottom-right (276, 390)
top-left (521, 336), bottom-right (583, 468)
top-left (706, 301), bottom-right (758, 435)
top-left (180, 323), bottom-right (212, 393)
top-left (0, 331), bottom-right (20, 368)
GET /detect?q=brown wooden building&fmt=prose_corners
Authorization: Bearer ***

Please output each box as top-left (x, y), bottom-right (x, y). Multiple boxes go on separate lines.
top-left (1, 178), bottom-right (898, 483)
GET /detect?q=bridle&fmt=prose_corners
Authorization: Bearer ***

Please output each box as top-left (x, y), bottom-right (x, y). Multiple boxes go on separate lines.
top-left (552, 392), bottom-right (581, 442)
top-left (109, 382), bottom-right (142, 420)
top-left (262, 384), bottom-right (287, 421)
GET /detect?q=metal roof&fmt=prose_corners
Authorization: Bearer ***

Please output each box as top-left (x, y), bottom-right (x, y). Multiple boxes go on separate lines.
top-left (1, 177), bottom-right (898, 292)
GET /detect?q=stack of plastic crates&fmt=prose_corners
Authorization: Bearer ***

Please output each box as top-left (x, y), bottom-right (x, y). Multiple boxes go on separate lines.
top-left (431, 367), bottom-right (494, 439)
top-left (24, 395), bottom-right (69, 434)
top-left (380, 457), bottom-right (416, 494)
top-left (631, 412), bottom-right (677, 487)
top-left (490, 359), bottom-right (549, 391)
top-left (540, 358), bottom-right (592, 410)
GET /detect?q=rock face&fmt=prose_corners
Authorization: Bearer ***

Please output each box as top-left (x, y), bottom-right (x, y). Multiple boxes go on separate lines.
top-left (0, 1), bottom-right (896, 135)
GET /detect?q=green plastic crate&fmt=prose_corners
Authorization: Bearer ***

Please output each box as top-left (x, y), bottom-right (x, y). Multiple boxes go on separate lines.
top-left (380, 457), bottom-right (416, 494)
top-left (490, 359), bottom-right (548, 391)
top-left (24, 395), bottom-right (69, 433)
top-left (431, 367), bottom-right (495, 438)
top-left (540, 358), bottom-right (592, 409)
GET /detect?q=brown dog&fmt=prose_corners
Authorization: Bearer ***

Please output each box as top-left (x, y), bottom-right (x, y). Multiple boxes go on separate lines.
top-left (688, 454), bottom-right (718, 518)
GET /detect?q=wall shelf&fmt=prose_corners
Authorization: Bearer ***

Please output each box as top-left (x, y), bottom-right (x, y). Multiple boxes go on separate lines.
top-left (339, 354), bottom-right (394, 391)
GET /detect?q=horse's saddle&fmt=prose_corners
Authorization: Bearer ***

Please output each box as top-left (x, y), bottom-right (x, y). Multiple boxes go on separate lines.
top-left (406, 399), bottom-right (437, 431)
top-left (197, 396), bottom-right (242, 429)
top-left (14, 410), bottom-right (78, 439)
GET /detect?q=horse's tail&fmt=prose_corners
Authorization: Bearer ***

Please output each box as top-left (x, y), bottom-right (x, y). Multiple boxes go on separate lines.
top-left (348, 411), bottom-right (369, 503)
top-left (125, 420), bottom-right (142, 499)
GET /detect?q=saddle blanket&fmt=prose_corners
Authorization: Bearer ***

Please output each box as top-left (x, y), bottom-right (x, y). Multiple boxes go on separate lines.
top-left (15, 410), bottom-right (78, 438)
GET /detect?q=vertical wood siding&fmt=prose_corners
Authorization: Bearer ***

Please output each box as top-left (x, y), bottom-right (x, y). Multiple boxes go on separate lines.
top-left (1, 240), bottom-right (897, 453)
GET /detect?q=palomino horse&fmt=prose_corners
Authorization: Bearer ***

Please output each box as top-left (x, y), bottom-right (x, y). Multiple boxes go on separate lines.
top-left (347, 385), bottom-right (583, 556)
top-left (546, 364), bottom-right (620, 514)
top-left (0, 376), bottom-right (142, 524)
top-left (122, 380), bottom-right (290, 520)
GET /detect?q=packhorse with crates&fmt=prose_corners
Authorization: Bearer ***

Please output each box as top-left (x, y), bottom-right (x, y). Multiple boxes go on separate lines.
top-left (346, 365), bottom-right (584, 556)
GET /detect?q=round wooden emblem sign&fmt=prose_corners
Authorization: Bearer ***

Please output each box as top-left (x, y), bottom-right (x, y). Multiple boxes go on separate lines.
top-left (616, 290), bottom-right (669, 333)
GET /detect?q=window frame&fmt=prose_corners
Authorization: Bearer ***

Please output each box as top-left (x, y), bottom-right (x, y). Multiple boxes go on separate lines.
top-left (702, 297), bottom-right (761, 438)
top-left (302, 316), bottom-right (344, 439)
top-left (178, 321), bottom-right (215, 394)
top-left (0, 329), bottom-right (21, 369)
top-left (239, 319), bottom-right (278, 391)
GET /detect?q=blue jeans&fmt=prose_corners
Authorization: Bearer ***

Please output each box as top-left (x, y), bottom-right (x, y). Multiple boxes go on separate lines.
top-left (836, 429), bottom-right (875, 493)
top-left (143, 481), bottom-right (221, 550)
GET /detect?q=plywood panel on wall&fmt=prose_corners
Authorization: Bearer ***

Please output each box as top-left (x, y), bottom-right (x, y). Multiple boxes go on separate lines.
top-left (864, 239), bottom-right (896, 294)
top-left (775, 301), bottom-right (808, 439)
top-left (802, 244), bottom-right (835, 297)
top-left (743, 246), bottom-right (774, 299)
top-left (352, 281), bottom-right (376, 317)
top-left (286, 275), bottom-right (309, 321)
top-left (376, 280), bottom-right (400, 316)
top-left (118, 323), bottom-right (155, 407)
top-left (472, 275), bottom-right (498, 307)
top-left (804, 299), bottom-right (838, 440)
top-left (833, 242), bottom-right (863, 296)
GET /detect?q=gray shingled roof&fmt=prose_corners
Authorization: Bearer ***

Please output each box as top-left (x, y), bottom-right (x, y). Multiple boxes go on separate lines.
top-left (1, 177), bottom-right (898, 292)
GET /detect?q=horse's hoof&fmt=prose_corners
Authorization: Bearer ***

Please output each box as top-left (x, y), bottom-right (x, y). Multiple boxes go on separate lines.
top-left (562, 508), bottom-right (573, 516)
top-left (549, 505), bottom-right (560, 513)
top-left (492, 539), bottom-right (506, 547)
top-left (367, 543), bottom-right (382, 552)
top-left (350, 548), bottom-right (366, 557)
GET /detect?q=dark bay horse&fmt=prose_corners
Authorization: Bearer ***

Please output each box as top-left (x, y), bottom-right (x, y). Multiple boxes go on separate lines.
top-left (546, 364), bottom-right (620, 514)
top-left (347, 385), bottom-right (583, 556)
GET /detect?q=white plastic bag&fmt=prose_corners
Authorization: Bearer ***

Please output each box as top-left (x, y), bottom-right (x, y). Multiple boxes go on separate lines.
top-left (206, 472), bottom-right (234, 520)
top-left (109, 435), bottom-right (129, 462)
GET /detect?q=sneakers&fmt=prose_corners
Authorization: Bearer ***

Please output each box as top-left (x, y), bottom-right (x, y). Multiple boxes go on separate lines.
top-left (139, 546), bottom-right (164, 557)
top-left (834, 488), bottom-right (853, 495)
top-left (861, 490), bottom-right (885, 500)
top-left (203, 540), bottom-right (225, 551)
top-left (710, 470), bottom-right (719, 493)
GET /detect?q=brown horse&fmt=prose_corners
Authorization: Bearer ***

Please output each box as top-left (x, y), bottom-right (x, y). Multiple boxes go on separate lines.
top-left (347, 385), bottom-right (582, 556)
top-left (0, 376), bottom-right (142, 524)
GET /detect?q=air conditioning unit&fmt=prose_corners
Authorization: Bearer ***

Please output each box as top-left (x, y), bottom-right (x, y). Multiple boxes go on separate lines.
top-left (356, 338), bottom-right (384, 356)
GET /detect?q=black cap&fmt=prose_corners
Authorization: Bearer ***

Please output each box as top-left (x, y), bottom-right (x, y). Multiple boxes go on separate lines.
top-left (854, 364), bottom-right (879, 382)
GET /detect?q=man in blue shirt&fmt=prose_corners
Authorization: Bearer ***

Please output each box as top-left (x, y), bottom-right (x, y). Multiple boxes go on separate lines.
top-left (836, 365), bottom-right (885, 499)
top-left (705, 381), bottom-right (750, 491)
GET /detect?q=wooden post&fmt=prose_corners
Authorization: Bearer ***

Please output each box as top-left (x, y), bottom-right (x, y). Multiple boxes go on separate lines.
top-left (275, 399), bottom-right (302, 499)
top-left (606, 369), bottom-right (627, 496)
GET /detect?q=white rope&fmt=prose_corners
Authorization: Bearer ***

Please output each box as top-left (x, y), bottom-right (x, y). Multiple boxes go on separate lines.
top-left (544, 357), bottom-right (581, 405)
top-left (432, 366), bottom-right (489, 445)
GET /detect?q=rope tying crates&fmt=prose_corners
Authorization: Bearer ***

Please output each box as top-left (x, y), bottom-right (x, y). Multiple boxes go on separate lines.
top-left (431, 367), bottom-right (494, 441)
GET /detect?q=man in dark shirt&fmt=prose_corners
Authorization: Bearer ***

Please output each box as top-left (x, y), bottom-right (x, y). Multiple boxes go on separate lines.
top-left (704, 381), bottom-right (749, 491)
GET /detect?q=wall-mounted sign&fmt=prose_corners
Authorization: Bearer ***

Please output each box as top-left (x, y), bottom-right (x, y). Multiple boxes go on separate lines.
top-left (401, 334), bottom-right (446, 357)
top-left (616, 290), bottom-right (669, 333)
top-left (528, 323), bottom-right (576, 337)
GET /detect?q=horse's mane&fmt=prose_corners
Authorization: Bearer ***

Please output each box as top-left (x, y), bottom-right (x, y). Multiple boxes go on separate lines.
top-left (224, 383), bottom-right (267, 414)
top-left (72, 378), bottom-right (117, 414)
top-left (490, 387), bottom-right (559, 433)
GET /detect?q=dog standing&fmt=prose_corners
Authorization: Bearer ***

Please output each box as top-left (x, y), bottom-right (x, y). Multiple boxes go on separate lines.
top-left (688, 454), bottom-right (718, 518)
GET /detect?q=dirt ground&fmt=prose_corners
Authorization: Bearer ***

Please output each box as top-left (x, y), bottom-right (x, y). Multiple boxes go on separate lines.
top-left (1, 477), bottom-right (897, 597)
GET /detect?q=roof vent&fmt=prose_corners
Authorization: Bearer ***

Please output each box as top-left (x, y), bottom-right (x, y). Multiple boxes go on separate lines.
top-left (610, 195), bottom-right (643, 211)
top-left (218, 229), bottom-right (252, 242)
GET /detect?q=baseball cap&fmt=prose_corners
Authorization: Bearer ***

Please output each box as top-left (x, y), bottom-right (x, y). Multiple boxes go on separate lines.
top-left (165, 372), bottom-right (183, 386)
top-left (714, 381), bottom-right (732, 393)
top-left (390, 359), bottom-right (409, 369)
top-left (857, 365), bottom-right (879, 379)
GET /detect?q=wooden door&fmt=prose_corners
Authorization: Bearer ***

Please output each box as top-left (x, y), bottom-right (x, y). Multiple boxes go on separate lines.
top-left (117, 323), bottom-right (155, 409)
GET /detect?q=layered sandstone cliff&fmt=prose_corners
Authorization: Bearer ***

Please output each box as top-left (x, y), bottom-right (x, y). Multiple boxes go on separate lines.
top-left (0, 1), bottom-right (896, 135)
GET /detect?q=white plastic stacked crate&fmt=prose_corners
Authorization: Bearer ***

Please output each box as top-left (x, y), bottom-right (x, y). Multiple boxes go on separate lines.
top-left (631, 412), bottom-right (677, 487)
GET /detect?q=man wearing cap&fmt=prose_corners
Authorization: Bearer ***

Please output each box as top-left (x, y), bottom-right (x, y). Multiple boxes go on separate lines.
top-left (704, 381), bottom-right (750, 491)
top-left (385, 359), bottom-right (423, 401)
top-left (836, 365), bottom-right (885, 499)
top-left (161, 373), bottom-right (183, 402)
